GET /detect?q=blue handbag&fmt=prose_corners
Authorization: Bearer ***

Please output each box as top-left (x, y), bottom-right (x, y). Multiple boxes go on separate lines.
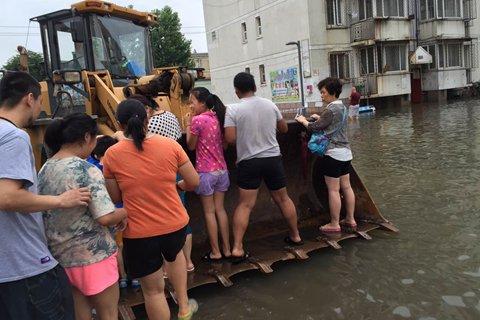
top-left (307, 104), bottom-right (347, 156)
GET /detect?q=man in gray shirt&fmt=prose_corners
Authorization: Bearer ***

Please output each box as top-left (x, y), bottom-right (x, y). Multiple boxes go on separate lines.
top-left (0, 71), bottom-right (91, 320)
top-left (224, 72), bottom-right (303, 261)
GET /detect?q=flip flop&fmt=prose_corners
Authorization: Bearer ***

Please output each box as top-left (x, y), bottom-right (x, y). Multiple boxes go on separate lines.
top-left (340, 219), bottom-right (357, 230)
top-left (178, 299), bottom-right (199, 320)
top-left (284, 236), bottom-right (304, 246)
top-left (319, 225), bottom-right (341, 234)
top-left (202, 252), bottom-right (223, 263)
top-left (229, 251), bottom-right (250, 264)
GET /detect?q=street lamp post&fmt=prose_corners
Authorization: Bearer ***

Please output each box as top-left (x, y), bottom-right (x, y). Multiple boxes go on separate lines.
top-left (286, 41), bottom-right (305, 112)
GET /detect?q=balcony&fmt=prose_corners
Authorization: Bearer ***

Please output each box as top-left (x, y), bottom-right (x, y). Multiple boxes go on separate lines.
top-left (354, 73), bottom-right (411, 97)
top-left (419, 20), bottom-right (467, 41)
top-left (421, 69), bottom-right (467, 90)
top-left (350, 18), bottom-right (411, 44)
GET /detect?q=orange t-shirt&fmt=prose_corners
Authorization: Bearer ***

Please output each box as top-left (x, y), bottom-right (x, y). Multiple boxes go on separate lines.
top-left (102, 135), bottom-right (190, 239)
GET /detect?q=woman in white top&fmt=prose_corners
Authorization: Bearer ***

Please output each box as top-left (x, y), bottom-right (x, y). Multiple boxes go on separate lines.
top-left (295, 77), bottom-right (356, 234)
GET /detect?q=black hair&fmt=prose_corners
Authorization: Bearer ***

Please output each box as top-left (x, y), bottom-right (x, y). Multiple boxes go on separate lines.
top-left (317, 77), bottom-right (343, 98)
top-left (190, 87), bottom-right (226, 133)
top-left (0, 71), bottom-right (41, 109)
top-left (233, 72), bottom-right (256, 94)
top-left (44, 113), bottom-right (98, 155)
top-left (92, 136), bottom-right (118, 159)
top-left (128, 94), bottom-right (159, 111)
top-left (116, 99), bottom-right (148, 151)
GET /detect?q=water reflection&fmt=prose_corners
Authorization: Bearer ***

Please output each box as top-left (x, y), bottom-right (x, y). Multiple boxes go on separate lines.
top-left (192, 99), bottom-right (480, 319)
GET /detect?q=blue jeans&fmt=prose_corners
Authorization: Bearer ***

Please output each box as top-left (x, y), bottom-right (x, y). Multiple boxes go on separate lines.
top-left (0, 264), bottom-right (74, 320)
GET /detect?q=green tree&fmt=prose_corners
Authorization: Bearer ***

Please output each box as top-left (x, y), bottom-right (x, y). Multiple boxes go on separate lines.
top-left (150, 6), bottom-right (193, 67)
top-left (3, 51), bottom-right (45, 81)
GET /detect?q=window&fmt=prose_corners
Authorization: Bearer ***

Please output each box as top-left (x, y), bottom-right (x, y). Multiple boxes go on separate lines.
top-left (447, 43), bottom-right (461, 66)
top-left (424, 45), bottom-right (436, 69)
top-left (54, 18), bottom-right (86, 70)
top-left (211, 31), bottom-right (217, 42)
top-left (358, 0), bottom-right (374, 20)
top-left (329, 52), bottom-right (350, 79)
top-left (379, 0), bottom-right (405, 16)
top-left (327, 0), bottom-right (344, 26)
top-left (438, 44), bottom-right (445, 67)
top-left (383, 45), bottom-right (407, 72)
top-left (360, 47), bottom-right (375, 74)
top-left (255, 16), bottom-right (262, 37)
top-left (241, 22), bottom-right (247, 43)
top-left (420, 0), bottom-right (436, 20)
top-left (245, 67), bottom-right (251, 74)
top-left (442, 0), bottom-right (462, 17)
top-left (259, 65), bottom-right (266, 84)
top-left (438, 43), bottom-right (463, 68)
top-left (421, 0), bottom-right (462, 20)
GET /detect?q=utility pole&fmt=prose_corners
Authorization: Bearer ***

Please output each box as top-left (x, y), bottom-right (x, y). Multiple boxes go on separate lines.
top-left (286, 41), bottom-right (305, 113)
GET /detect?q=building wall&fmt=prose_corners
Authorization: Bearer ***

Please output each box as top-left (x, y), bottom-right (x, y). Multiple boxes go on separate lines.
top-left (204, 0), bottom-right (311, 104)
top-left (204, 0), bottom-right (480, 105)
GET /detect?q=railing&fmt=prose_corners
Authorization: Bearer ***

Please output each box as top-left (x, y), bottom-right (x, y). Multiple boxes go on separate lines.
top-left (353, 75), bottom-right (378, 96)
top-left (350, 20), bottom-right (376, 42)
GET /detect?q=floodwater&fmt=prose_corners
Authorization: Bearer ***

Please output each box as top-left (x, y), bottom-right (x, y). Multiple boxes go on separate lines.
top-left (191, 99), bottom-right (480, 319)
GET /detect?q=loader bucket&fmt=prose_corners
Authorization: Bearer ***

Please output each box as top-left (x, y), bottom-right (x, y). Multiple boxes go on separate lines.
top-left (119, 121), bottom-right (398, 319)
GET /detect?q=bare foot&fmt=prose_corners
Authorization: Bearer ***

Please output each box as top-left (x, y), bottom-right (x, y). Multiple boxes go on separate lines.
top-left (231, 248), bottom-right (245, 258)
top-left (288, 234), bottom-right (302, 243)
top-left (321, 222), bottom-right (341, 229)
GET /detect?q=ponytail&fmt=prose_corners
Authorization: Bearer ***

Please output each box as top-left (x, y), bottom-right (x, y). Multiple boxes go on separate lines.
top-left (206, 94), bottom-right (226, 133)
top-left (44, 113), bottom-right (98, 156)
top-left (126, 116), bottom-right (146, 151)
top-left (190, 87), bottom-right (226, 133)
top-left (116, 99), bottom-right (148, 151)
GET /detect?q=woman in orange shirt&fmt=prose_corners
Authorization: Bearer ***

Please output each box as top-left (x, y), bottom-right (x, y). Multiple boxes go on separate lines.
top-left (102, 99), bottom-right (199, 320)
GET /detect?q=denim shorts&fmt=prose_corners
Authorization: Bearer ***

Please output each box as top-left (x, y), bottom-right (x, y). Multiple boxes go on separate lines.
top-left (0, 264), bottom-right (74, 320)
top-left (195, 170), bottom-right (230, 196)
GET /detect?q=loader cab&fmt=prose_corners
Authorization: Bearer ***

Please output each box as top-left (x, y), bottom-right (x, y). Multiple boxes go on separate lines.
top-left (31, 2), bottom-right (155, 85)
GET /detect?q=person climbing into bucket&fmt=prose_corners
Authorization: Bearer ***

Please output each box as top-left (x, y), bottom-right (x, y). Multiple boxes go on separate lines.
top-left (185, 87), bottom-right (232, 262)
top-left (87, 135), bottom-right (140, 289)
top-left (38, 113), bottom-right (127, 320)
top-left (225, 72), bottom-right (303, 263)
top-left (295, 77), bottom-right (356, 234)
top-left (129, 94), bottom-right (195, 273)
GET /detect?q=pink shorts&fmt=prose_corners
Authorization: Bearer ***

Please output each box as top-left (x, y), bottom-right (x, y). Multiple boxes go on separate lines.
top-left (64, 252), bottom-right (119, 296)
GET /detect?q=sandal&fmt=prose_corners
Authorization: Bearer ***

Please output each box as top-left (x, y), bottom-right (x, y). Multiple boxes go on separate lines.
top-left (319, 225), bottom-right (341, 234)
top-left (284, 236), bottom-right (304, 246)
top-left (229, 251), bottom-right (250, 264)
top-left (202, 252), bottom-right (223, 263)
top-left (340, 219), bottom-right (357, 231)
top-left (178, 299), bottom-right (199, 320)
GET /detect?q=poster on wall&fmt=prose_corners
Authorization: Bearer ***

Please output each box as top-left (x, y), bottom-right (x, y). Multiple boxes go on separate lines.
top-left (270, 67), bottom-right (300, 103)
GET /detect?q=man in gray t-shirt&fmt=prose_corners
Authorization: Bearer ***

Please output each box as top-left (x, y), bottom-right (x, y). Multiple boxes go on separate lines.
top-left (224, 72), bottom-right (303, 262)
top-left (0, 72), bottom-right (90, 320)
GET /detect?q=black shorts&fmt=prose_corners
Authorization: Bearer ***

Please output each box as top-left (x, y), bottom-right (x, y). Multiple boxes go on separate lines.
top-left (320, 155), bottom-right (351, 178)
top-left (237, 156), bottom-right (287, 191)
top-left (123, 226), bottom-right (187, 279)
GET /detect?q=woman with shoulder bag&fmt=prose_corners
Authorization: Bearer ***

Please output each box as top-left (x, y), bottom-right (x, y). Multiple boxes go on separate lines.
top-left (295, 77), bottom-right (356, 234)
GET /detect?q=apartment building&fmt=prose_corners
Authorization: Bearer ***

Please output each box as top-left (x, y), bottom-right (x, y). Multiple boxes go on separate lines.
top-left (202, 0), bottom-right (479, 106)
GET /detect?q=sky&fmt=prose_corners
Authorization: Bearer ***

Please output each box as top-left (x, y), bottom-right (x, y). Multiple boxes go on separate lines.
top-left (0, 0), bottom-right (207, 66)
